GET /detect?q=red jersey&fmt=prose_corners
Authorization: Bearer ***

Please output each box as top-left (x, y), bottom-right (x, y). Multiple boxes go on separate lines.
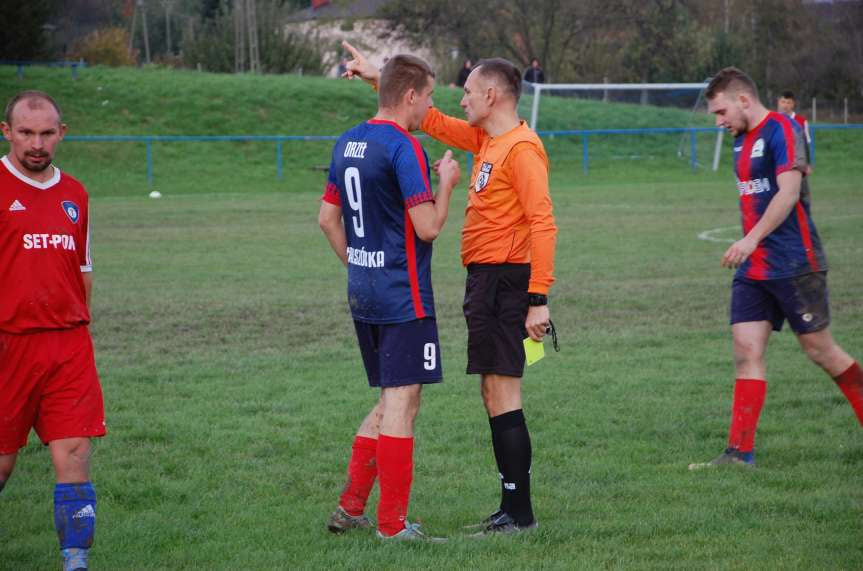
top-left (0, 156), bottom-right (92, 334)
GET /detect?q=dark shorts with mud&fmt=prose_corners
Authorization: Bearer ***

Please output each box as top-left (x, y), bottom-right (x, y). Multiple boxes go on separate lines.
top-left (730, 271), bottom-right (831, 334)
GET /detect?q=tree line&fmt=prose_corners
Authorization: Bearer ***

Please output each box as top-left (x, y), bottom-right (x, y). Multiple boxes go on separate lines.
top-left (3, 0), bottom-right (861, 108)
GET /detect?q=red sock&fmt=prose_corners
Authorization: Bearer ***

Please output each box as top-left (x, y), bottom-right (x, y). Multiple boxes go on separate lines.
top-left (376, 434), bottom-right (413, 537)
top-left (833, 361), bottom-right (863, 426)
top-left (728, 378), bottom-right (767, 453)
top-left (338, 436), bottom-right (378, 517)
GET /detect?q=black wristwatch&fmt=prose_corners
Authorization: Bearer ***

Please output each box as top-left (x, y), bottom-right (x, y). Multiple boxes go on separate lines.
top-left (528, 293), bottom-right (548, 306)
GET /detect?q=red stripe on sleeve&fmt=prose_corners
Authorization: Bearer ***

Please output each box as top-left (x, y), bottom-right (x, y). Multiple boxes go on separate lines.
top-left (321, 182), bottom-right (341, 206)
top-left (795, 202), bottom-right (821, 272)
top-left (403, 209), bottom-right (426, 319)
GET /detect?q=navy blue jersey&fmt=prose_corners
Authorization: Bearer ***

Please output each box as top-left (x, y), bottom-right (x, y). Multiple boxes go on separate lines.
top-left (733, 111), bottom-right (827, 280)
top-left (322, 120), bottom-right (436, 324)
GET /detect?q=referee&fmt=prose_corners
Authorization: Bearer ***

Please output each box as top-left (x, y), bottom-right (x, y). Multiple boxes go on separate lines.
top-left (343, 43), bottom-right (558, 534)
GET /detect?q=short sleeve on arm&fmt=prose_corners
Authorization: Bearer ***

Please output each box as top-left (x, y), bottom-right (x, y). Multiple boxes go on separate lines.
top-left (79, 196), bottom-right (93, 272)
top-left (773, 119), bottom-right (806, 176)
top-left (321, 158), bottom-right (341, 206)
top-left (393, 138), bottom-right (434, 208)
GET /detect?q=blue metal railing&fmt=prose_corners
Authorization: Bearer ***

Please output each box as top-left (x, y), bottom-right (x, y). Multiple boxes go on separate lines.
top-left (63, 124), bottom-right (863, 187)
top-left (1, 60), bottom-right (87, 79)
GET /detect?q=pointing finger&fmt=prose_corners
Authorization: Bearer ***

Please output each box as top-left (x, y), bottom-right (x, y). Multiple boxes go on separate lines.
top-left (342, 41), bottom-right (361, 59)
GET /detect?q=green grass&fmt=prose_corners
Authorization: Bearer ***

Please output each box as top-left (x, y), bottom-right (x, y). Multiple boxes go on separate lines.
top-left (1, 174), bottom-right (861, 569)
top-left (1, 65), bottom-right (862, 569)
top-left (5, 65), bottom-right (859, 199)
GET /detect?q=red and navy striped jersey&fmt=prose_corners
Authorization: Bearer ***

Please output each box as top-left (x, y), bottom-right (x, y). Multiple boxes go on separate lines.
top-left (322, 120), bottom-right (436, 324)
top-left (733, 111), bottom-right (827, 280)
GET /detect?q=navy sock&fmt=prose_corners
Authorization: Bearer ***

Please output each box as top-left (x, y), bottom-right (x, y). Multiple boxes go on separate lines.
top-left (489, 409), bottom-right (534, 526)
top-left (54, 482), bottom-right (97, 550)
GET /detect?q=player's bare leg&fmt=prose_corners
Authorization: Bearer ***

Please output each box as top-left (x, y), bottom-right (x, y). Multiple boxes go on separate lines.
top-left (798, 328), bottom-right (863, 424)
top-left (49, 438), bottom-right (96, 571)
top-left (690, 322), bottom-right (772, 470)
top-left (797, 328), bottom-right (854, 376)
top-left (475, 374), bottom-right (536, 534)
top-left (329, 400), bottom-right (383, 533)
top-left (379, 384), bottom-right (421, 437)
top-left (0, 452), bottom-right (17, 493)
top-left (375, 384), bottom-right (438, 540)
top-left (732, 321), bottom-right (772, 380)
top-left (50, 437), bottom-right (92, 483)
top-left (356, 398), bottom-right (384, 438)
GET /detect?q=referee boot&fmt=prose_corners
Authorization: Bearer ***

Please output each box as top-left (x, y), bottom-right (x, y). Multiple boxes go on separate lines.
top-left (470, 511), bottom-right (538, 536)
top-left (688, 447), bottom-right (755, 471)
top-left (463, 508), bottom-right (504, 530)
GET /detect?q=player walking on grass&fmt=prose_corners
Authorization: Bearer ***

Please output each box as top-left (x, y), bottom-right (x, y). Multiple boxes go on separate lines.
top-left (343, 43), bottom-right (557, 534)
top-left (318, 54), bottom-right (460, 540)
top-left (0, 91), bottom-right (105, 571)
top-left (690, 68), bottom-right (863, 469)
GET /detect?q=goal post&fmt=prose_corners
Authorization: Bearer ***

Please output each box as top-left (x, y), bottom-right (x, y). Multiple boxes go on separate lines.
top-left (521, 81), bottom-right (726, 172)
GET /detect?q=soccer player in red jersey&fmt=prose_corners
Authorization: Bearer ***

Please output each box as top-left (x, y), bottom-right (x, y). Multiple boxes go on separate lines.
top-left (689, 68), bottom-right (862, 469)
top-left (319, 55), bottom-right (460, 540)
top-left (0, 91), bottom-right (105, 570)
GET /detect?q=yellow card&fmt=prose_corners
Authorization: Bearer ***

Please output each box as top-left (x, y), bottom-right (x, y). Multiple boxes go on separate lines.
top-left (524, 337), bottom-right (545, 366)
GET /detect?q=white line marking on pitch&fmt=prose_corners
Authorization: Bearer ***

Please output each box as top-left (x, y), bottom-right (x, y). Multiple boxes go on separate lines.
top-left (697, 226), bottom-right (738, 244)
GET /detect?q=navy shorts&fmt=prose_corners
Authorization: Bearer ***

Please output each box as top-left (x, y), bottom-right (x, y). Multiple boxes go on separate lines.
top-left (353, 318), bottom-right (442, 388)
top-left (463, 263), bottom-right (530, 377)
top-left (730, 271), bottom-right (831, 334)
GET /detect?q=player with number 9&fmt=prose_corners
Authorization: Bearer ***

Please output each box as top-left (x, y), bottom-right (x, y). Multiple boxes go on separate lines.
top-left (318, 54), bottom-right (460, 540)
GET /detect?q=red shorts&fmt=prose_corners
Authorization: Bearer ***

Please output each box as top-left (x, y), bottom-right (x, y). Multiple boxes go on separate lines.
top-left (0, 326), bottom-right (106, 454)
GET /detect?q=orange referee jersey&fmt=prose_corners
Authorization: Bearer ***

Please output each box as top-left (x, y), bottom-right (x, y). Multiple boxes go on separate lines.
top-left (421, 107), bottom-right (557, 294)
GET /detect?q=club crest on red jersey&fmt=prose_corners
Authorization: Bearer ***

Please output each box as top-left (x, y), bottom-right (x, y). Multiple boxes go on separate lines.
top-left (475, 162), bottom-right (493, 193)
top-left (61, 201), bottom-right (80, 223)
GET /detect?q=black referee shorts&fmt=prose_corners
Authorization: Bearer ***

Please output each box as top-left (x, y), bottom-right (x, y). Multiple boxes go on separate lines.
top-left (463, 263), bottom-right (530, 377)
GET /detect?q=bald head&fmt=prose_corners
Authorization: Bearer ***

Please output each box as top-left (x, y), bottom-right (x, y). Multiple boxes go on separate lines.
top-left (5, 91), bottom-right (63, 127)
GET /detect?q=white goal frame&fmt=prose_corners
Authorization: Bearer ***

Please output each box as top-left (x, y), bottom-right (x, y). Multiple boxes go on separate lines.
top-left (524, 81), bottom-right (725, 171)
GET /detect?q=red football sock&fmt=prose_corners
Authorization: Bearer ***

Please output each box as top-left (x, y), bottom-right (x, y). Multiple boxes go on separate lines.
top-left (727, 378), bottom-right (767, 453)
top-left (833, 361), bottom-right (863, 426)
top-left (376, 434), bottom-right (414, 537)
top-left (338, 436), bottom-right (378, 517)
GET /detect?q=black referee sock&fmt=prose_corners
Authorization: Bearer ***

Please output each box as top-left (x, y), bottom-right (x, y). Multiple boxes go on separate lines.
top-left (489, 409), bottom-right (534, 526)
top-left (488, 416), bottom-right (509, 515)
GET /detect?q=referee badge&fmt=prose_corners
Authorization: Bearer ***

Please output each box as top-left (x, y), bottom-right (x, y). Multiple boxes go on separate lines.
top-left (61, 201), bottom-right (80, 223)
top-left (475, 162), bottom-right (493, 192)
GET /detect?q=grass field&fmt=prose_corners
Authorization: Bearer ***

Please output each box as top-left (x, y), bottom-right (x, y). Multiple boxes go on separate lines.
top-left (1, 66), bottom-right (862, 569)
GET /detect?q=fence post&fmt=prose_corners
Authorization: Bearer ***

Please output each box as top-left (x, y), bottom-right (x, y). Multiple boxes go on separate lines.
top-left (582, 135), bottom-right (589, 174)
top-left (810, 129), bottom-right (816, 165)
top-left (529, 84), bottom-right (542, 130)
top-left (17, 65), bottom-right (24, 79)
top-left (146, 139), bottom-right (154, 188)
top-left (276, 140), bottom-right (283, 180)
top-left (712, 129), bottom-right (723, 172)
top-left (690, 130), bottom-right (697, 172)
